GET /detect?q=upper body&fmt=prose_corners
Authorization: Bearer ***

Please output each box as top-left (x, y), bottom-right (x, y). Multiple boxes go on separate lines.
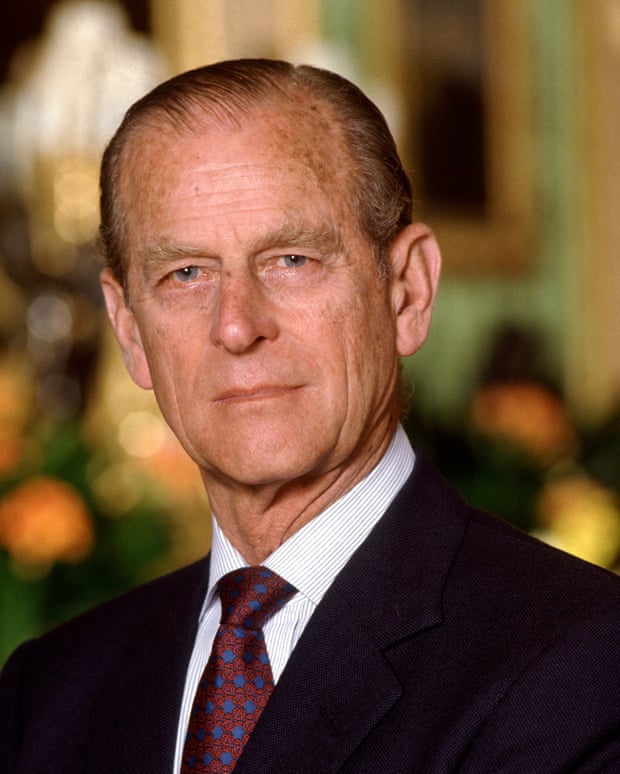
top-left (2, 451), bottom-right (620, 773)
top-left (1, 58), bottom-right (619, 771)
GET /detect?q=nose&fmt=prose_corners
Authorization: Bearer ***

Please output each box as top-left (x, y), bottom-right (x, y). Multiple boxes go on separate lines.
top-left (209, 270), bottom-right (278, 353)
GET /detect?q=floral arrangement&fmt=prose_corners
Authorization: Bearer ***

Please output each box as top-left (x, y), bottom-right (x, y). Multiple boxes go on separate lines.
top-left (0, 364), bottom-right (207, 665)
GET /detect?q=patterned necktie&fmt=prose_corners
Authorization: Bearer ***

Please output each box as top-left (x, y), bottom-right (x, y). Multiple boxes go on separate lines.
top-left (181, 566), bottom-right (297, 773)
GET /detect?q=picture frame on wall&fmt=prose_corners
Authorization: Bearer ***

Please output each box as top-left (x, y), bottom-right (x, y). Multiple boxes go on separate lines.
top-left (395, 0), bottom-right (536, 274)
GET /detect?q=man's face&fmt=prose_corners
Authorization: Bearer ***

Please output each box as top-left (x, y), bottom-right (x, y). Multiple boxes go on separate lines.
top-left (104, 105), bottom-right (410, 491)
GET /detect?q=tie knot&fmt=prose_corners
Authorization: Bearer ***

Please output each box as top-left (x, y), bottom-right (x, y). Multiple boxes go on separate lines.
top-left (218, 566), bottom-right (296, 629)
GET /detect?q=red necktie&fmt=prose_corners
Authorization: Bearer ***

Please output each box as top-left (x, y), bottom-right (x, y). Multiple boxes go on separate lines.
top-left (181, 566), bottom-right (296, 773)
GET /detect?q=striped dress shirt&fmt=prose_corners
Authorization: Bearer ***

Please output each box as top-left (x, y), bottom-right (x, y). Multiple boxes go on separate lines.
top-left (173, 426), bottom-right (415, 772)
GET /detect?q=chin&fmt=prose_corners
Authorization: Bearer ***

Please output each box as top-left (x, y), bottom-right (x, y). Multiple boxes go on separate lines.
top-left (210, 439), bottom-right (330, 488)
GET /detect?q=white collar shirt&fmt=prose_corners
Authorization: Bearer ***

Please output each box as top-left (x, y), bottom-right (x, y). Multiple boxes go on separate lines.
top-left (173, 425), bottom-right (415, 772)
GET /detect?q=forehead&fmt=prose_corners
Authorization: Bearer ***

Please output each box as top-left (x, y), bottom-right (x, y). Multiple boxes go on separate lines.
top-left (119, 99), bottom-right (351, 215)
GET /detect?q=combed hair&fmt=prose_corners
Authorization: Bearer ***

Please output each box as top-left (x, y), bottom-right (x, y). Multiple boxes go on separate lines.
top-left (98, 58), bottom-right (413, 287)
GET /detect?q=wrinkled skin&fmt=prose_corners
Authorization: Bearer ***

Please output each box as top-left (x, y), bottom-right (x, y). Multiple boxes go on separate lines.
top-left (101, 103), bottom-right (441, 561)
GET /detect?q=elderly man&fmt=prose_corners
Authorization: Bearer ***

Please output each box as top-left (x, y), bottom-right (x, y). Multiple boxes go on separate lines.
top-left (1, 59), bottom-right (620, 774)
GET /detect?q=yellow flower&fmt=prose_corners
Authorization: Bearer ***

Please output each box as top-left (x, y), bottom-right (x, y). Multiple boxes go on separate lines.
top-left (537, 475), bottom-right (620, 568)
top-left (0, 476), bottom-right (94, 567)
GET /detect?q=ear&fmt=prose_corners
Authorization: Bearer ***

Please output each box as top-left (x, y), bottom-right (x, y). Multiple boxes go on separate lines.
top-left (388, 223), bottom-right (441, 357)
top-left (100, 269), bottom-right (153, 389)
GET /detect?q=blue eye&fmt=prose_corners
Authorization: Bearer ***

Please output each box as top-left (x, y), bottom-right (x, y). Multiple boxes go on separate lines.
top-left (281, 255), bottom-right (307, 268)
top-left (173, 266), bottom-right (200, 282)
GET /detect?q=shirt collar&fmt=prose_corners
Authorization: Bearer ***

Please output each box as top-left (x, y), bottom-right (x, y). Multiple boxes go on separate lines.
top-left (206, 425), bottom-right (415, 608)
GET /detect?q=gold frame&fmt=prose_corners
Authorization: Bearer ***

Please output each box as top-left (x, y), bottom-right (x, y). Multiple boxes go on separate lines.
top-left (367, 0), bottom-right (535, 274)
top-left (566, 0), bottom-right (620, 419)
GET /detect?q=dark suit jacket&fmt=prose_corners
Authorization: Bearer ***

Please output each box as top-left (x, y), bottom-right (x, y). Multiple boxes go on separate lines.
top-left (2, 456), bottom-right (620, 773)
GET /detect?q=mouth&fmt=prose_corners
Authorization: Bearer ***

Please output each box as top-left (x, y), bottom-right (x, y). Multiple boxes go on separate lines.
top-left (214, 385), bottom-right (302, 405)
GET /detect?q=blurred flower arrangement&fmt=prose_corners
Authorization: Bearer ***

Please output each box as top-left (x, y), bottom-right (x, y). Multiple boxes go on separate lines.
top-left (408, 378), bottom-right (620, 574)
top-left (469, 380), bottom-right (619, 567)
top-left (0, 360), bottom-right (207, 666)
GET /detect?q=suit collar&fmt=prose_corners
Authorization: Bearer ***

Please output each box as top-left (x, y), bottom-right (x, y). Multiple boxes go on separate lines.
top-left (236, 455), bottom-right (470, 772)
top-left (338, 454), bottom-right (469, 644)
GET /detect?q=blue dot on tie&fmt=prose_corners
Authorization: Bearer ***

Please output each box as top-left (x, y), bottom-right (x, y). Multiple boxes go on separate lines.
top-left (244, 651), bottom-right (253, 663)
top-left (249, 599), bottom-right (261, 611)
top-left (202, 753), bottom-right (213, 765)
top-left (223, 699), bottom-right (235, 714)
top-left (244, 699), bottom-right (256, 714)
top-left (254, 676), bottom-right (265, 689)
top-left (213, 675), bottom-right (224, 688)
top-left (205, 700), bottom-right (215, 714)
top-left (223, 649), bottom-right (235, 663)
top-left (212, 726), bottom-right (224, 740)
top-left (259, 652), bottom-right (269, 665)
top-left (254, 583), bottom-right (268, 594)
top-left (234, 674), bottom-right (246, 688)
top-left (197, 728), bottom-right (206, 741)
top-left (233, 725), bottom-right (245, 740)
top-left (221, 752), bottom-right (233, 765)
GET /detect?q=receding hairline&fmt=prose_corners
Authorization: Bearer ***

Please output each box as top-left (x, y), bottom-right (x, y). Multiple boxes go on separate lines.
top-left (114, 60), bottom-right (352, 134)
top-left (113, 88), bottom-right (360, 259)
top-left (99, 59), bottom-right (413, 287)
top-left (116, 78), bottom-right (353, 184)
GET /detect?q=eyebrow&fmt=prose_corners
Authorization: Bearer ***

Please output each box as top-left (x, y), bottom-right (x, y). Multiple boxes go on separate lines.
top-left (138, 240), bottom-right (209, 265)
top-left (135, 241), bottom-right (209, 283)
top-left (250, 221), bottom-right (343, 256)
top-left (136, 220), bottom-right (343, 277)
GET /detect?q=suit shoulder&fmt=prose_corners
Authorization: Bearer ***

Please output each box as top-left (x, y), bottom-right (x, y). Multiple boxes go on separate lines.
top-left (406, 455), bottom-right (620, 625)
top-left (413, 453), bottom-right (620, 599)
top-left (3, 557), bottom-right (208, 677)
top-left (455, 503), bottom-right (620, 630)
top-left (469, 503), bottom-right (619, 583)
top-left (0, 559), bottom-right (208, 771)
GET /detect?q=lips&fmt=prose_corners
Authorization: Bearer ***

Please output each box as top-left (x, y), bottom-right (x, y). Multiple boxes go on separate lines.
top-left (213, 385), bottom-right (302, 404)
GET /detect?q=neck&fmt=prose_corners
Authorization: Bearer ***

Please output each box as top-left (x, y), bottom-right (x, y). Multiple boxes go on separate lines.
top-left (201, 426), bottom-right (396, 564)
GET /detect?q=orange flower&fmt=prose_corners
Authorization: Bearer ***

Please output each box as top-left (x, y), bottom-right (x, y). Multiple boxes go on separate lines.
top-left (0, 476), bottom-right (94, 567)
top-left (469, 381), bottom-right (577, 464)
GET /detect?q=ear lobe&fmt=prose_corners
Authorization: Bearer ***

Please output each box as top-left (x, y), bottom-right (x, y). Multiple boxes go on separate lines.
top-left (100, 269), bottom-right (153, 390)
top-left (389, 223), bottom-right (441, 357)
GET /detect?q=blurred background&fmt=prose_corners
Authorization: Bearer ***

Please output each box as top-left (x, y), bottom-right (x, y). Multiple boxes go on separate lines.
top-left (0, 0), bottom-right (618, 663)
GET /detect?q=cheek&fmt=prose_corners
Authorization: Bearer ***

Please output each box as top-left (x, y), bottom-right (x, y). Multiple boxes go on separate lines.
top-left (344, 302), bottom-right (398, 396)
top-left (135, 314), bottom-right (197, 392)
top-left (318, 299), bottom-right (394, 398)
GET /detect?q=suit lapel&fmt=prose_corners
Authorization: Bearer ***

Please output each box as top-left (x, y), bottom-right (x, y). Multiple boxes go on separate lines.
top-left (237, 456), bottom-right (469, 772)
top-left (85, 558), bottom-right (209, 773)
top-left (76, 455), bottom-right (468, 772)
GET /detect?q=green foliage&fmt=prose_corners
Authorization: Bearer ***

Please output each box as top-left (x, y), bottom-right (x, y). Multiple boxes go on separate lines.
top-left (0, 421), bottom-right (171, 666)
